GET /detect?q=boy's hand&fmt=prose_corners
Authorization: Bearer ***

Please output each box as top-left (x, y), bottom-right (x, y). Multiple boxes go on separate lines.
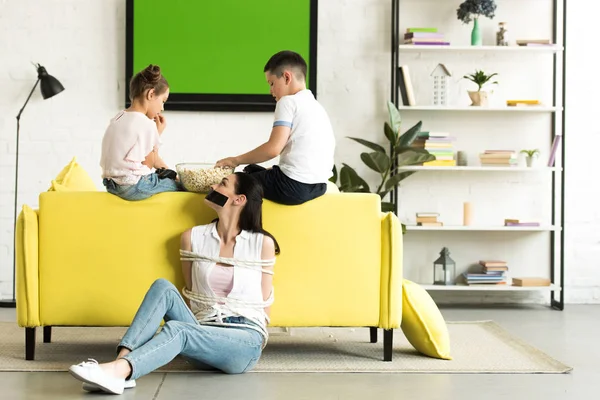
top-left (215, 157), bottom-right (239, 169)
top-left (155, 113), bottom-right (166, 135)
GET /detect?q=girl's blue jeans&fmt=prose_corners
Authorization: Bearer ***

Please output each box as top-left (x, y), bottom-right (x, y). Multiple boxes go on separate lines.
top-left (103, 173), bottom-right (180, 201)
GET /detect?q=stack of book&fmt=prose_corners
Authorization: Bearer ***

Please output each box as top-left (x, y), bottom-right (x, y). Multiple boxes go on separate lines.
top-left (416, 212), bottom-right (442, 227)
top-left (413, 131), bottom-right (456, 166)
top-left (404, 28), bottom-right (450, 46)
top-left (479, 150), bottom-right (517, 167)
top-left (463, 260), bottom-right (508, 286)
top-left (504, 219), bottom-right (541, 227)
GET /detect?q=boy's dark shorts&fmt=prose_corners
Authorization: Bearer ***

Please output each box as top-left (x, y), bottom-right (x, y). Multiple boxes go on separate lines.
top-left (243, 164), bottom-right (326, 205)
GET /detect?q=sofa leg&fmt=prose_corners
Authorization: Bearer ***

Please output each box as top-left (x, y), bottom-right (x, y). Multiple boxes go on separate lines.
top-left (26, 328), bottom-right (36, 360)
top-left (369, 327), bottom-right (378, 343)
top-left (43, 326), bottom-right (52, 343)
top-left (383, 329), bottom-right (393, 362)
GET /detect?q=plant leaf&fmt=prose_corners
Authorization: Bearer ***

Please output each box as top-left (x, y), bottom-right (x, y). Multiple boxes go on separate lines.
top-left (381, 202), bottom-right (395, 213)
top-left (384, 122), bottom-right (396, 145)
top-left (397, 150), bottom-right (436, 166)
top-left (397, 121), bottom-right (423, 148)
top-left (361, 152), bottom-right (391, 174)
top-left (340, 163), bottom-right (371, 193)
top-left (347, 137), bottom-right (386, 153)
top-left (387, 101), bottom-right (402, 134)
top-left (329, 165), bottom-right (338, 184)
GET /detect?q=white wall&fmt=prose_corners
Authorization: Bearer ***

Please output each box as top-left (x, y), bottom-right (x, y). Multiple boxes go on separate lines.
top-left (0, 0), bottom-right (597, 303)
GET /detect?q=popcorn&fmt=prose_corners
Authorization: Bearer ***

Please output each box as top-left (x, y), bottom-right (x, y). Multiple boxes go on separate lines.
top-left (176, 164), bottom-right (233, 193)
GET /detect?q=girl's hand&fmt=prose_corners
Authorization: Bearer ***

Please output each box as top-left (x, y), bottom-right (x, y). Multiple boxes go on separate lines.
top-left (155, 113), bottom-right (166, 135)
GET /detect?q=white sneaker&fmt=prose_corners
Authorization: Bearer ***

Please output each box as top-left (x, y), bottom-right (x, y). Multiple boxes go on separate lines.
top-left (68, 359), bottom-right (125, 395)
top-left (83, 379), bottom-right (136, 392)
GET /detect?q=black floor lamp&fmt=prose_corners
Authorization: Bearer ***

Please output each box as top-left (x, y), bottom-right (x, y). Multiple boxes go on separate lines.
top-left (0, 64), bottom-right (64, 308)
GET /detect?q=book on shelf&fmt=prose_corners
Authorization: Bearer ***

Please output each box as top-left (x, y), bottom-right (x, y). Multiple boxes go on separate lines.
top-left (416, 212), bottom-right (440, 217)
top-left (424, 160), bottom-right (457, 167)
top-left (417, 221), bottom-right (443, 226)
top-left (512, 277), bottom-right (551, 287)
top-left (398, 65), bottom-right (416, 106)
top-left (416, 216), bottom-right (438, 223)
top-left (406, 27), bottom-right (438, 33)
top-left (404, 41), bottom-right (451, 46)
top-left (479, 260), bottom-right (508, 267)
top-left (507, 99), bottom-right (541, 107)
top-left (547, 135), bottom-right (562, 167)
top-left (480, 151), bottom-right (517, 166)
top-left (516, 39), bottom-right (552, 46)
top-left (404, 32), bottom-right (444, 39)
top-left (505, 222), bottom-right (541, 227)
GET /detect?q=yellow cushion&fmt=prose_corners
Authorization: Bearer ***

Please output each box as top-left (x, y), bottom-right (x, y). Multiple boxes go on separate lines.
top-left (48, 157), bottom-right (97, 191)
top-left (16, 205), bottom-right (40, 327)
top-left (401, 279), bottom-right (451, 359)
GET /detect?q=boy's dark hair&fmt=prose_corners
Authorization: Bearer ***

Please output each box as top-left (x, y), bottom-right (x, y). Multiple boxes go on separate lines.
top-left (129, 64), bottom-right (169, 102)
top-left (264, 51), bottom-right (307, 81)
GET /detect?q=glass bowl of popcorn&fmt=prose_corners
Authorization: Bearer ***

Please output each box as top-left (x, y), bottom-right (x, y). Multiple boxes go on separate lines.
top-left (175, 163), bottom-right (234, 193)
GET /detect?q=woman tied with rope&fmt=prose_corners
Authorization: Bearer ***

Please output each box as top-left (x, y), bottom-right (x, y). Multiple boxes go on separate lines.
top-left (68, 172), bottom-right (280, 395)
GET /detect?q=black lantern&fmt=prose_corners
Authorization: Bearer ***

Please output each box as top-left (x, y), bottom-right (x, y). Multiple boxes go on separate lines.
top-left (433, 247), bottom-right (456, 285)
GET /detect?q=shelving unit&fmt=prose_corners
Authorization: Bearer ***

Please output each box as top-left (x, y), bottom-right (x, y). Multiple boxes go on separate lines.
top-left (398, 166), bottom-right (560, 172)
top-left (390, 0), bottom-right (566, 307)
top-left (396, 105), bottom-right (560, 112)
top-left (399, 45), bottom-right (563, 53)
top-left (420, 284), bottom-right (561, 292)
top-left (406, 225), bottom-right (560, 232)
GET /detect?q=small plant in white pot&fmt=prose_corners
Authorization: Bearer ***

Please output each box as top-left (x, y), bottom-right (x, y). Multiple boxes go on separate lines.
top-left (463, 70), bottom-right (498, 106)
top-left (520, 149), bottom-right (540, 167)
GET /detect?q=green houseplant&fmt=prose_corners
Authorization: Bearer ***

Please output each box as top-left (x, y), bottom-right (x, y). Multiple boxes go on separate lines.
top-left (463, 69), bottom-right (498, 106)
top-left (330, 102), bottom-right (435, 213)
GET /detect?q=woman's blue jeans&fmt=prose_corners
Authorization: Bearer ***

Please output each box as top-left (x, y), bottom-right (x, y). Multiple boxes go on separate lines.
top-left (119, 279), bottom-right (263, 379)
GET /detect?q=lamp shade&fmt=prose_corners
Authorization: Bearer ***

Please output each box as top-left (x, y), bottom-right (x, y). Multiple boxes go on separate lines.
top-left (37, 65), bottom-right (64, 99)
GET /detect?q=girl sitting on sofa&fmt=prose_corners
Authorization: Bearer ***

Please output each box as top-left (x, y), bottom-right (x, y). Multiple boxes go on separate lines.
top-left (69, 172), bottom-right (279, 394)
top-left (100, 64), bottom-right (180, 201)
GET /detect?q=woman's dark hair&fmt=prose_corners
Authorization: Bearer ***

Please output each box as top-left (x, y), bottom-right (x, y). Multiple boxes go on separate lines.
top-left (129, 64), bottom-right (169, 102)
top-left (234, 172), bottom-right (280, 255)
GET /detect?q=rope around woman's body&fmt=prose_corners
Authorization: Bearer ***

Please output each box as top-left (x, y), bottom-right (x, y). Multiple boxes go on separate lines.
top-left (179, 249), bottom-right (275, 342)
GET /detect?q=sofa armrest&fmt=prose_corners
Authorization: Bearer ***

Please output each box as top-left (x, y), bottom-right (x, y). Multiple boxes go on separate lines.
top-left (379, 212), bottom-right (403, 329)
top-left (16, 205), bottom-right (41, 327)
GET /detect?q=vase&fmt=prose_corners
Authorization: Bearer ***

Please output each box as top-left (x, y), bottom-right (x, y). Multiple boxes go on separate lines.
top-left (468, 90), bottom-right (489, 106)
top-left (471, 18), bottom-right (482, 46)
top-left (526, 156), bottom-right (536, 167)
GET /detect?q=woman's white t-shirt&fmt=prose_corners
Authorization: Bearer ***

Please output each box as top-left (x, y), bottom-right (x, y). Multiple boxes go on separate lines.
top-left (100, 111), bottom-right (161, 185)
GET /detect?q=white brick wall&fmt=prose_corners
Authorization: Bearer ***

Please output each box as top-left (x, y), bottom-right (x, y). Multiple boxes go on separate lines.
top-left (0, 0), bottom-right (598, 304)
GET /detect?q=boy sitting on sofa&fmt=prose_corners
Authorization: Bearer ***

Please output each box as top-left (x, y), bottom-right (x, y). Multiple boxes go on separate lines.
top-left (216, 50), bottom-right (335, 205)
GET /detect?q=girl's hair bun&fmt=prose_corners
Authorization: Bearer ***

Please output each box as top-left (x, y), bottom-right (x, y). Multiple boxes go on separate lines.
top-left (141, 64), bottom-right (162, 84)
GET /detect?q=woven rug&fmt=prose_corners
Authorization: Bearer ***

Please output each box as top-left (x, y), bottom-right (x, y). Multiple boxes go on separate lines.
top-left (0, 321), bottom-right (570, 374)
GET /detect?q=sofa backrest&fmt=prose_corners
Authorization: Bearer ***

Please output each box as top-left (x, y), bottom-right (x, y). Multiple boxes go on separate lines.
top-left (37, 191), bottom-right (383, 327)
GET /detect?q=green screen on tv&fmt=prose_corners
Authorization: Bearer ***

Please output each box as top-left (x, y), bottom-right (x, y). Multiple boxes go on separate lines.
top-left (126, 0), bottom-right (317, 111)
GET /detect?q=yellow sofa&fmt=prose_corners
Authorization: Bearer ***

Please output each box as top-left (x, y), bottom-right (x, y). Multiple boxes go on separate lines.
top-left (16, 191), bottom-right (402, 361)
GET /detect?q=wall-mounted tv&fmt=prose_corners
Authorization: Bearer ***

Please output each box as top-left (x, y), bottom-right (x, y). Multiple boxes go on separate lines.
top-left (126, 0), bottom-right (318, 112)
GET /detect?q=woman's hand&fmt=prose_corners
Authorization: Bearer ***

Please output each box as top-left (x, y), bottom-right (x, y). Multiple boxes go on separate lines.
top-left (215, 157), bottom-right (239, 169)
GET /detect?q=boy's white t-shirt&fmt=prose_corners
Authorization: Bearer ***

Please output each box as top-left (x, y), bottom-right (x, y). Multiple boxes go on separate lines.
top-left (273, 89), bottom-right (335, 184)
top-left (100, 111), bottom-right (161, 185)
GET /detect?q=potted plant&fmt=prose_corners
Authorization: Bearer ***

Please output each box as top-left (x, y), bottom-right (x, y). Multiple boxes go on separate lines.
top-left (457, 0), bottom-right (497, 46)
top-left (520, 149), bottom-right (540, 167)
top-left (330, 102), bottom-right (435, 215)
top-left (463, 70), bottom-right (498, 106)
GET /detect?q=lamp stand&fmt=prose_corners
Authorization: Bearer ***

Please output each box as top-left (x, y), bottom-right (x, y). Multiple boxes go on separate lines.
top-left (0, 79), bottom-right (40, 308)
